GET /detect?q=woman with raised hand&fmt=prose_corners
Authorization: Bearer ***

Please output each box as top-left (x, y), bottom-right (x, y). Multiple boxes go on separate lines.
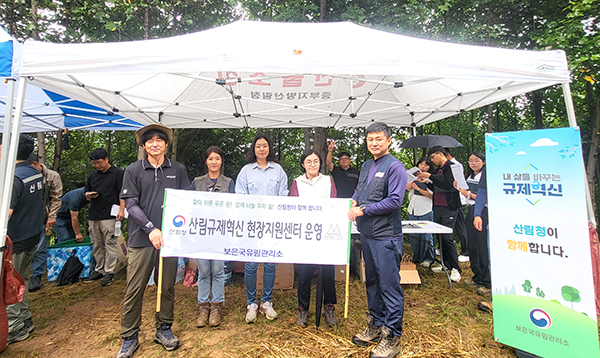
top-left (190, 146), bottom-right (234, 328)
top-left (235, 134), bottom-right (288, 323)
top-left (290, 149), bottom-right (338, 327)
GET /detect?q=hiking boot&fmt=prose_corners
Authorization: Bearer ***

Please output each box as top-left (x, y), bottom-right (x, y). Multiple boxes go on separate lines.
top-left (324, 303), bottom-right (337, 326)
top-left (450, 268), bottom-right (461, 283)
top-left (116, 333), bottom-right (139, 358)
top-left (208, 302), bottom-right (223, 327)
top-left (29, 275), bottom-right (42, 292)
top-left (245, 303), bottom-right (258, 323)
top-left (370, 326), bottom-right (402, 358)
top-left (259, 301), bottom-right (277, 320)
top-left (297, 307), bottom-right (308, 327)
top-left (101, 273), bottom-right (115, 286)
top-left (154, 324), bottom-right (179, 351)
top-left (7, 324), bottom-right (30, 345)
top-left (83, 271), bottom-right (103, 283)
top-left (196, 302), bottom-right (210, 328)
top-left (477, 287), bottom-right (492, 298)
top-left (464, 279), bottom-right (483, 289)
top-left (478, 301), bottom-right (493, 313)
top-left (352, 314), bottom-right (381, 346)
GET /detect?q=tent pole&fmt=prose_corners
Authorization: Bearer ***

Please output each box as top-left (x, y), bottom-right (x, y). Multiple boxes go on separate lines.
top-left (0, 78), bottom-right (16, 200)
top-left (562, 83), bottom-right (577, 128)
top-left (0, 78), bottom-right (28, 251)
top-left (412, 126), bottom-right (417, 165)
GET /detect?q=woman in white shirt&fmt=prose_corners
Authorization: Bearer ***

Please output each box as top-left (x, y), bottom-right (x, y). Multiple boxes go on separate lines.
top-left (289, 149), bottom-right (338, 327)
top-left (406, 157), bottom-right (435, 266)
top-left (455, 151), bottom-right (490, 289)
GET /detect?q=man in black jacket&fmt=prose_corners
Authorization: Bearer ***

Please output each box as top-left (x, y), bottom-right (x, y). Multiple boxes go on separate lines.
top-left (417, 146), bottom-right (461, 282)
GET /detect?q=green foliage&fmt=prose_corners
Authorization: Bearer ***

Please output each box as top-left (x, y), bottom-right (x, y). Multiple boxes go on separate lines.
top-left (522, 279), bottom-right (532, 293)
top-left (561, 285), bottom-right (581, 303)
top-left (536, 287), bottom-right (545, 298)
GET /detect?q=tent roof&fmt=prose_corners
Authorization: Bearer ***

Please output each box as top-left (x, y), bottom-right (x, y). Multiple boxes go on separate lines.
top-left (20, 21), bottom-right (570, 129)
top-left (1, 27), bottom-right (142, 132)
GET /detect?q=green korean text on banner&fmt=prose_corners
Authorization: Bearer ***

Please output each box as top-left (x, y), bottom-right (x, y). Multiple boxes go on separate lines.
top-left (486, 127), bottom-right (599, 358)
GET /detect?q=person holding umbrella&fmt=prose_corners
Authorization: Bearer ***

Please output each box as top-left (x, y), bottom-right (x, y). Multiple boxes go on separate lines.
top-left (290, 149), bottom-right (338, 327)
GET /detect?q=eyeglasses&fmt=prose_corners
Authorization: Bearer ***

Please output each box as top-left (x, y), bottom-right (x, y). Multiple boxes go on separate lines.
top-left (304, 160), bottom-right (319, 167)
top-left (429, 153), bottom-right (440, 160)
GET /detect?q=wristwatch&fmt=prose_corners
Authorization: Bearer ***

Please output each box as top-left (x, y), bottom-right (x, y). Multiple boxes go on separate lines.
top-left (359, 204), bottom-right (367, 212)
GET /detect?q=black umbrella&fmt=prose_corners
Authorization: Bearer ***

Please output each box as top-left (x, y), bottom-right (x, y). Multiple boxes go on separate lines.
top-left (400, 135), bottom-right (463, 149)
top-left (315, 266), bottom-right (323, 328)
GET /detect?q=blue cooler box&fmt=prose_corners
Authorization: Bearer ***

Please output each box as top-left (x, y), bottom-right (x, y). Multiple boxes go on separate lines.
top-left (47, 237), bottom-right (96, 281)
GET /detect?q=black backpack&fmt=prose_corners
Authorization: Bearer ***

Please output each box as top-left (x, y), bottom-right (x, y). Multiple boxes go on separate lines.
top-left (56, 250), bottom-right (84, 286)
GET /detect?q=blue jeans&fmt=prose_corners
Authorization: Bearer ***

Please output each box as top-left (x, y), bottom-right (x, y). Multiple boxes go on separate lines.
top-left (407, 211), bottom-right (435, 263)
top-left (244, 262), bottom-right (276, 305)
top-left (196, 259), bottom-right (225, 303)
top-left (31, 229), bottom-right (50, 278)
top-left (54, 216), bottom-right (75, 243)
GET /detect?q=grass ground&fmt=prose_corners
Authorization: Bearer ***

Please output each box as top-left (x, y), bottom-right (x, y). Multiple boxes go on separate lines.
top-left (5, 250), bottom-right (520, 358)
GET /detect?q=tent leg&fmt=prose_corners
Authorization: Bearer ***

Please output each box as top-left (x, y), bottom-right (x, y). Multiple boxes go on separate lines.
top-left (0, 78), bottom-right (29, 253)
top-left (562, 83), bottom-right (578, 128)
top-left (0, 79), bottom-right (16, 199)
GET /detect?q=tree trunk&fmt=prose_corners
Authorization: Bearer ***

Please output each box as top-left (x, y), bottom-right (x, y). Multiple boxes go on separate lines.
top-left (487, 105), bottom-right (494, 133)
top-left (37, 132), bottom-right (45, 164)
top-left (320, 0), bottom-right (327, 21)
top-left (314, 127), bottom-right (328, 173)
top-left (53, 130), bottom-right (63, 171)
top-left (532, 90), bottom-right (543, 129)
top-left (144, 7), bottom-right (150, 39)
top-left (586, 84), bottom-right (600, 206)
top-left (303, 128), bottom-right (311, 150)
top-left (170, 129), bottom-right (178, 160)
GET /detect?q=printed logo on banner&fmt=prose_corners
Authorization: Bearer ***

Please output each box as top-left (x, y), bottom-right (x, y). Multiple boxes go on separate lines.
top-left (324, 224), bottom-right (343, 240)
top-left (529, 308), bottom-right (552, 329)
top-left (173, 215), bottom-right (186, 228)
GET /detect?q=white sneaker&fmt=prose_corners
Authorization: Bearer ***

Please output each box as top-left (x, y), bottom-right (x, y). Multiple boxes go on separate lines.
top-left (431, 263), bottom-right (446, 273)
top-left (435, 249), bottom-right (440, 256)
top-left (458, 255), bottom-right (470, 263)
top-left (245, 303), bottom-right (258, 323)
top-left (259, 301), bottom-right (278, 320)
top-left (450, 268), bottom-right (461, 282)
top-left (420, 261), bottom-right (432, 268)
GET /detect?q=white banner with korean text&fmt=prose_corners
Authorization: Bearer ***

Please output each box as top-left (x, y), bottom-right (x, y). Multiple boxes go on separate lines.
top-left (160, 189), bottom-right (352, 265)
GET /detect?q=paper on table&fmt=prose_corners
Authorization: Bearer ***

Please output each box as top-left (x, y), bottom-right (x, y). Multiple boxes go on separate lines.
top-left (111, 204), bottom-right (129, 218)
top-left (451, 165), bottom-right (468, 189)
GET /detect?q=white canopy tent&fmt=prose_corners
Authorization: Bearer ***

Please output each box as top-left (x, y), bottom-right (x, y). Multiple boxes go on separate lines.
top-left (1, 20), bottom-right (581, 260)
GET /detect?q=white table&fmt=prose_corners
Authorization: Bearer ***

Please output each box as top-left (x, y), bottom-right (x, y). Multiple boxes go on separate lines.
top-left (352, 220), bottom-right (455, 287)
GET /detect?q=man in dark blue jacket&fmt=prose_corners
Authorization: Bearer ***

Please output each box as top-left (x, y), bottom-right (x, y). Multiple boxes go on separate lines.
top-left (7, 135), bottom-right (43, 344)
top-left (348, 122), bottom-right (406, 358)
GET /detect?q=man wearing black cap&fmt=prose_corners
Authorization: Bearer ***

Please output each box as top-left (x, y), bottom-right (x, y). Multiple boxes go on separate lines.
top-left (326, 140), bottom-right (360, 199)
top-left (116, 124), bottom-right (189, 358)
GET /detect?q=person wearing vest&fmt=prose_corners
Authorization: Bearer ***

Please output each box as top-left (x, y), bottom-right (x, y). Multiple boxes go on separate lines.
top-left (28, 153), bottom-right (63, 293)
top-left (348, 123), bottom-right (406, 358)
top-left (289, 149), bottom-right (338, 328)
top-left (6, 135), bottom-right (44, 345)
top-left (189, 146), bottom-right (234, 329)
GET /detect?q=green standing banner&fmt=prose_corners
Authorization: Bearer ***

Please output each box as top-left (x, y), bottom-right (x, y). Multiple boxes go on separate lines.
top-left (486, 127), bottom-right (599, 358)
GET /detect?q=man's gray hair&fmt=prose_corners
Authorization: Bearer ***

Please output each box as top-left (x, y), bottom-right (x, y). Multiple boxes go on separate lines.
top-left (366, 122), bottom-right (391, 138)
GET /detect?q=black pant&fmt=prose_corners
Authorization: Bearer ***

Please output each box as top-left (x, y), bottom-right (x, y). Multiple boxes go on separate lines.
top-left (296, 264), bottom-right (336, 310)
top-left (454, 205), bottom-right (469, 255)
top-left (434, 206), bottom-right (460, 271)
top-left (466, 206), bottom-right (491, 288)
